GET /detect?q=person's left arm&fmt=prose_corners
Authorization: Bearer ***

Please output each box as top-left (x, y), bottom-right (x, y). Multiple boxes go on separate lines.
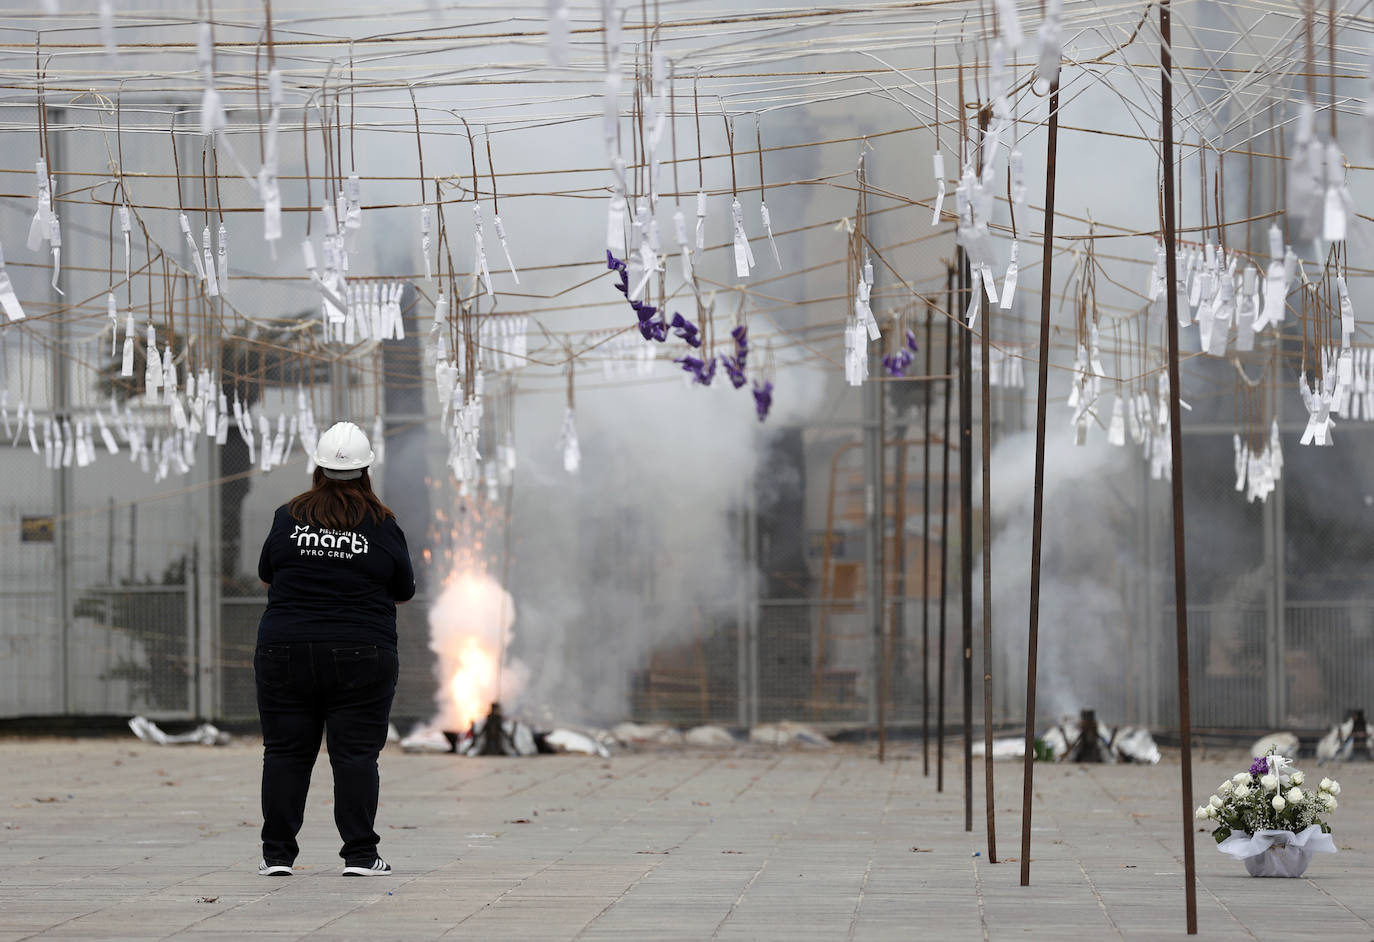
top-left (387, 522), bottom-right (417, 603)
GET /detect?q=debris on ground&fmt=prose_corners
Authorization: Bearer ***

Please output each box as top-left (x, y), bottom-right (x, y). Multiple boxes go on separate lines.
top-left (612, 723), bottom-right (684, 746)
top-left (748, 722), bottom-right (831, 749)
top-left (1315, 711), bottom-right (1373, 762)
top-left (684, 725), bottom-right (737, 748)
top-left (543, 728), bottom-right (612, 757)
top-left (398, 728), bottom-right (453, 753)
top-left (971, 737), bottom-right (1027, 759)
top-left (1038, 717), bottom-right (1160, 764)
top-left (128, 716), bottom-right (229, 746)
top-left (1251, 732), bottom-right (1299, 757)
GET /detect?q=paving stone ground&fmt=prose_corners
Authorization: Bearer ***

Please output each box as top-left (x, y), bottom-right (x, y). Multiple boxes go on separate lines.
top-left (1, 736), bottom-right (1371, 941)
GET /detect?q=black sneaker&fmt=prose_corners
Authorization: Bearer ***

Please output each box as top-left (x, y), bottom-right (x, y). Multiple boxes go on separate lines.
top-left (258, 860), bottom-right (293, 876)
top-left (341, 857), bottom-right (391, 877)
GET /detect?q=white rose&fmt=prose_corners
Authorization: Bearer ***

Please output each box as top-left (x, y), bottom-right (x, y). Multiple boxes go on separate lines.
top-left (1234, 784), bottom-right (1251, 799)
top-left (1217, 781), bottom-right (1233, 796)
top-left (1209, 794), bottom-right (1224, 809)
top-left (1195, 805), bottom-right (1210, 820)
top-left (1329, 781), bottom-right (1341, 796)
top-left (1261, 774), bottom-right (1279, 792)
top-left (1322, 794), bottom-right (1337, 811)
top-left (1291, 770), bottom-right (1305, 786)
top-left (1232, 772), bottom-right (1250, 784)
top-left (1271, 795), bottom-right (1286, 812)
top-left (1319, 777), bottom-right (1334, 791)
top-left (1286, 787), bottom-right (1304, 804)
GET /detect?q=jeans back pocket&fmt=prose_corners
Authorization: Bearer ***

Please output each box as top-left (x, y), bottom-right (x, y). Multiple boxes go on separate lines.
top-left (254, 645), bottom-right (291, 689)
top-left (332, 645), bottom-right (380, 690)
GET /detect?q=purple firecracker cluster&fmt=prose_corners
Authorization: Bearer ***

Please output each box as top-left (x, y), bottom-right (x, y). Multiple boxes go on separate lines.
top-left (670, 312), bottom-right (701, 347)
top-left (674, 354), bottom-right (717, 385)
top-left (721, 325), bottom-right (749, 389)
top-left (752, 380), bottom-right (773, 421)
top-left (605, 251), bottom-right (771, 417)
top-left (607, 251), bottom-right (668, 340)
top-left (881, 330), bottom-right (920, 377)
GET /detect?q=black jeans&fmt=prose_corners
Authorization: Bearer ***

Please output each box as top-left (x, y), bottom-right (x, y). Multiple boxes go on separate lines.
top-left (254, 641), bottom-right (398, 866)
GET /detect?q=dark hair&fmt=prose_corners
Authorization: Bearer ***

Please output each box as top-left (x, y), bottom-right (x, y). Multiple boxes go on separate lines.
top-left (287, 468), bottom-right (396, 530)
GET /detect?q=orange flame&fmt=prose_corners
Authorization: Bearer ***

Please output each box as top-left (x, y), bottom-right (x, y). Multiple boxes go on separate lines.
top-left (427, 569), bottom-right (523, 732)
top-left (446, 636), bottom-right (497, 730)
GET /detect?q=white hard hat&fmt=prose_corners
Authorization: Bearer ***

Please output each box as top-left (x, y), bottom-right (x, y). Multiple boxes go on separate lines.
top-left (313, 421), bottom-right (375, 476)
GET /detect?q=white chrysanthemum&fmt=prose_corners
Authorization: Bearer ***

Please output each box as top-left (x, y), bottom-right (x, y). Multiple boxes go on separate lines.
top-left (1232, 772), bottom-right (1250, 784)
top-left (1319, 777), bottom-right (1334, 791)
top-left (1234, 784), bottom-right (1251, 799)
top-left (1285, 787), bottom-right (1303, 804)
top-left (1291, 770), bottom-right (1305, 786)
top-left (1271, 795), bottom-right (1286, 812)
top-left (1261, 774), bottom-right (1279, 792)
top-left (1217, 780), bottom-right (1233, 796)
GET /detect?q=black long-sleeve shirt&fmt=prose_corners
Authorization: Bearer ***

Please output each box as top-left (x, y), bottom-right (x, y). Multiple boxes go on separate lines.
top-left (256, 504), bottom-right (416, 650)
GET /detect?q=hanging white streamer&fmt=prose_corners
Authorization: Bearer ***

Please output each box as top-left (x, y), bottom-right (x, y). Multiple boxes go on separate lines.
top-left (547, 0), bottom-right (570, 67)
top-left (1000, 242), bottom-right (1019, 310)
top-left (492, 215), bottom-right (520, 284)
top-left (202, 226), bottom-right (219, 296)
top-left (931, 152), bottom-right (947, 226)
top-left (730, 197), bottom-right (754, 278)
top-left (473, 204), bottom-right (494, 296)
top-left (179, 213), bottom-right (206, 280)
top-left (0, 239), bottom-right (26, 321)
top-left (695, 190), bottom-right (707, 252)
top-left (759, 202), bottom-right (781, 268)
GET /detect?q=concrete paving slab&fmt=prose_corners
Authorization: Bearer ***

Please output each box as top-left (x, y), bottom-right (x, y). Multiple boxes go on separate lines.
top-left (1, 738), bottom-right (1372, 940)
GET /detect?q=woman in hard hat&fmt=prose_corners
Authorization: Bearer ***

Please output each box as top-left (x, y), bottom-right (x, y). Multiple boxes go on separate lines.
top-left (253, 421), bottom-right (415, 877)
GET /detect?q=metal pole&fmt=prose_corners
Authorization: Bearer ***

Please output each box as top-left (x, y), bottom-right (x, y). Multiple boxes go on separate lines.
top-left (1020, 80), bottom-right (1060, 888)
top-left (48, 105), bottom-right (71, 715)
top-left (937, 265), bottom-right (954, 792)
top-left (1160, 1), bottom-right (1198, 931)
top-left (977, 106), bottom-right (998, 864)
top-left (890, 436), bottom-right (909, 760)
top-left (959, 245), bottom-right (974, 833)
top-left (921, 302), bottom-right (934, 777)
top-left (867, 342), bottom-right (887, 758)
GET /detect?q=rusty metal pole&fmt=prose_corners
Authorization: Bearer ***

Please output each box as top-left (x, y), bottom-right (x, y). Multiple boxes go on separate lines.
top-left (959, 244), bottom-right (974, 834)
top-left (937, 264), bottom-right (954, 792)
top-left (922, 302), bottom-right (934, 777)
top-left (1160, 0), bottom-right (1198, 931)
top-left (1019, 79), bottom-right (1060, 888)
top-left (977, 106), bottom-right (997, 865)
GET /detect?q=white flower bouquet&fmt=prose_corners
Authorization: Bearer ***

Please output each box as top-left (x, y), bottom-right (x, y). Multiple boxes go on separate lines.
top-left (1195, 751), bottom-right (1340, 877)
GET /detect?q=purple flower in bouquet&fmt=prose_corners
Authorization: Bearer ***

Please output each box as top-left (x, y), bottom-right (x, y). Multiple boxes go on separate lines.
top-left (752, 379), bottom-right (773, 421)
top-left (1249, 756), bottom-right (1269, 777)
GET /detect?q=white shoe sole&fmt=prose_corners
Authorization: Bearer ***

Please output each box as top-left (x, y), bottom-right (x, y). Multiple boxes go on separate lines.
top-left (341, 865), bottom-right (391, 876)
top-left (259, 865), bottom-right (293, 876)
